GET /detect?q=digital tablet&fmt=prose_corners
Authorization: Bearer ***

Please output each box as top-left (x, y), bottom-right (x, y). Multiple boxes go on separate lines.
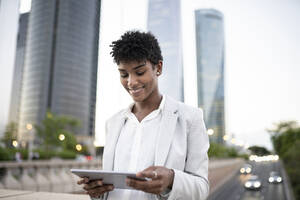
top-left (71, 169), bottom-right (147, 190)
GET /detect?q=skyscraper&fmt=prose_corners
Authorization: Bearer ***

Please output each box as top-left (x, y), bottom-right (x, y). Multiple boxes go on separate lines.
top-left (195, 9), bottom-right (225, 143)
top-left (147, 0), bottom-right (184, 102)
top-left (18, 0), bottom-right (100, 143)
top-left (8, 13), bottom-right (29, 129)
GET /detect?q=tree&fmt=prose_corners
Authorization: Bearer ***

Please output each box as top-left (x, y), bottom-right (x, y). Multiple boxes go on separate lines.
top-left (34, 111), bottom-right (81, 152)
top-left (1, 122), bottom-right (18, 148)
top-left (268, 121), bottom-right (300, 157)
top-left (248, 145), bottom-right (271, 156)
top-left (208, 142), bottom-right (239, 158)
top-left (268, 121), bottom-right (300, 199)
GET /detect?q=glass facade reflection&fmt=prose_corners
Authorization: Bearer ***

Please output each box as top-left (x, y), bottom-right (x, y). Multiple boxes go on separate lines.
top-left (195, 9), bottom-right (225, 143)
top-left (18, 0), bottom-right (100, 140)
top-left (9, 13), bottom-right (29, 130)
top-left (147, 0), bottom-right (184, 102)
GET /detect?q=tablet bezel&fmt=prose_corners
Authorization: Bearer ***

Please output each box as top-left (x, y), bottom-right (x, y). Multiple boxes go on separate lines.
top-left (71, 169), bottom-right (147, 190)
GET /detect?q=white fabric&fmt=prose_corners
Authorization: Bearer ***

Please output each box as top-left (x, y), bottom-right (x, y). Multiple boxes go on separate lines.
top-left (108, 96), bottom-right (165, 200)
top-left (101, 95), bottom-right (209, 200)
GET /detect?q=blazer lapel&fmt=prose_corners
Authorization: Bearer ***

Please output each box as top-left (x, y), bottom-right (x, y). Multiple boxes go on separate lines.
top-left (155, 96), bottom-right (178, 166)
top-left (103, 114), bottom-right (126, 170)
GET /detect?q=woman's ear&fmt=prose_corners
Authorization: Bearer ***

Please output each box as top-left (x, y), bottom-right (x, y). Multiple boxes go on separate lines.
top-left (156, 60), bottom-right (163, 76)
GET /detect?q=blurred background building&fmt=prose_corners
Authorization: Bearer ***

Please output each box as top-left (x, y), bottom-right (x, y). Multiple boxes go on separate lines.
top-left (16, 0), bottom-right (100, 145)
top-left (147, 0), bottom-right (184, 102)
top-left (8, 13), bottom-right (29, 132)
top-left (195, 9), bottom-right (225, 143)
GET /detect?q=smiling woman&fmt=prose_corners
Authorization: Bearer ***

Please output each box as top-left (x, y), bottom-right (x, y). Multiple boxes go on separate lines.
top-left (118, 60), bottom-right (161, 111)
top-left (77, 30), bottom-right (210, 200)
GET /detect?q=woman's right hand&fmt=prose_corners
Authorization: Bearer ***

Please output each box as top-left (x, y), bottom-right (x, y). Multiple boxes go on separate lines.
top-left (78, 177), bottom-right (114, 198)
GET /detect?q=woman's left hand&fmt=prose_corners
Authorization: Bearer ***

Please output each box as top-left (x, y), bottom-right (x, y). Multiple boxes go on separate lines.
top-left (126, 166), bottom-right (174, 195)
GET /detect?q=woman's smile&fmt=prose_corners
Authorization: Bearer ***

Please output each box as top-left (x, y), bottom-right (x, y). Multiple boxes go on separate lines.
top-left (128, 86), bottom-right (145, 96)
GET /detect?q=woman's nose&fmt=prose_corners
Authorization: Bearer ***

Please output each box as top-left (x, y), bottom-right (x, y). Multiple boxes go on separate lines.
top-left (127, 75), bottom-right (138, 88)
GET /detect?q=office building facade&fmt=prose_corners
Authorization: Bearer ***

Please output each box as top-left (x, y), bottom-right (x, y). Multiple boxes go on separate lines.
top-left (18, 0), bottom-right (100, 142)
top-left (195, 9), bottom-right (225, 143)
top-left (147, 0), bottom-right (184, 102)
top-left (9, 13), bottom-right (29, 129)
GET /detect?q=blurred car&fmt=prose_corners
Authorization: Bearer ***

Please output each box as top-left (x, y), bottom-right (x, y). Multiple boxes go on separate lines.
top-left (240, 164), bottom-right (252, 174)
top-left (268, 171), bottom-right (282, 183)
top-left (244, 175), bottom-right (262, 190)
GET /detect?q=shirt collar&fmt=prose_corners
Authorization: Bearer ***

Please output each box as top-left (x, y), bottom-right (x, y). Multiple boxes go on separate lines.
top-left (124, 95), bottom-right (165, 119)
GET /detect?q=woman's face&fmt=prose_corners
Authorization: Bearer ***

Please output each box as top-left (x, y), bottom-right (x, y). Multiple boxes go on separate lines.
top-left (118, 60), bottom-right (161, 103)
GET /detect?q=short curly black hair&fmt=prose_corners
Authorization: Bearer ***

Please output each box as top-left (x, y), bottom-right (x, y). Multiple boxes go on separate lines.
top-left (110, 30), bottom-right (163, 65)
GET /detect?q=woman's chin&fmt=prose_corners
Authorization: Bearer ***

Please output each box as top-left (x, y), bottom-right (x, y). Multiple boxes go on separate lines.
top-left (130, 94), bottom-right (146, 102)
top-left (131, 96), bottom-right (144, 102)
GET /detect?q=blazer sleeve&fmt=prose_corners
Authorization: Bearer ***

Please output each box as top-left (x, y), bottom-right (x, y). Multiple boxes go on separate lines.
top-left (167, 108), bottom-right (210, 200)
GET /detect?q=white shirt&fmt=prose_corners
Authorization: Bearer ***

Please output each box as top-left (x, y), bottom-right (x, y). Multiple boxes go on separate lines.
top-left (107, 96), bottom-right (165, 200)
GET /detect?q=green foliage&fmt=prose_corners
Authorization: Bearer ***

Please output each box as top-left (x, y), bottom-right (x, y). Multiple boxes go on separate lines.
top-left (0, 147), bottom-right (29, 161)
top-left (1, 122), bottom-right (18, 148)
top-left (0, 112), bottom-right (89, 161)
top-left (80, 145), bottom-right (90, 156)
top-left (248, 145), bottom-right (271, 156)
top-left (33, 148), bottom-right (77, 160)
top-left (238, 153), bottom-right (249, 160)
top-left (208, 142), bottom-right (239, 158)
top-left (59, 131), bottom-right (78, 152)
top-left (268, 121), bottom-right (300, 199)
top-left (57, 150), bottom-right (77, 159)
top-left (33, 148), bottom-right (56, 160)
top-left (0, 146), bottom-right (13, 161)
top-left (8, 148), bottom-right (28, 160)
top-left (282, 141), bottom-right (300, 199)
top-left (34, 111), bottom-right (81, 152)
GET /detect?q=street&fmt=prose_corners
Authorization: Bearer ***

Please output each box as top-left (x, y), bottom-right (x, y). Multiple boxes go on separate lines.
top-left (208, 161), bottom-right (287, 200)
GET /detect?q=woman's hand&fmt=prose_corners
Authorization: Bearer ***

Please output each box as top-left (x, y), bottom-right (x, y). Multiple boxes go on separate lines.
top-left (78, 177), bottom-right (114, 198)
top-left (126, 166), bottom-right (174, 195)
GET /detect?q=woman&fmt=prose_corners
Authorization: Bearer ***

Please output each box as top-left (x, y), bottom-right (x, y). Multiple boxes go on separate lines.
top-left (78, 31), bottom-right (210, 200)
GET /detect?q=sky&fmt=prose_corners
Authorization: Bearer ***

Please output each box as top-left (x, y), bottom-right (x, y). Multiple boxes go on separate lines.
top-left (1, 0), bottom-right (300, 150)
top-left (0, 0), bottom-right (19, 136)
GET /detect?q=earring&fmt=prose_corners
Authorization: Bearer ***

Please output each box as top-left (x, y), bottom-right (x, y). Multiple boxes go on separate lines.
top-left (156, 72), bottom-right (160, 75)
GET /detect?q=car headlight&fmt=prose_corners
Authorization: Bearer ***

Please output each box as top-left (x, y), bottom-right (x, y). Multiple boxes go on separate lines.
top-left (240, 168), bottom-right (245, 173)
top-left (269, 177), bottom-right (274, 182)
top-left (245, 182), bottom-right (252, 188)
top-left (254, 181), bottom-right (261, 188)
top-left (277, 177), bottom-right (282, 182)
top-left (246, 168), bottom-right (251, 173)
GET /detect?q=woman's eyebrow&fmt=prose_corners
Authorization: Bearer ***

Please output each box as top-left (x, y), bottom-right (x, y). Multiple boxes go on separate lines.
top-left (118, 62), bottom-right (146, 71)
top-left (133, 63), bottom-right (146, 70)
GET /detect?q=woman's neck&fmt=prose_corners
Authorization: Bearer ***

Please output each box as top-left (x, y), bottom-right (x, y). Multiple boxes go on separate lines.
top-left (132, 92), bottom-right (162, 117)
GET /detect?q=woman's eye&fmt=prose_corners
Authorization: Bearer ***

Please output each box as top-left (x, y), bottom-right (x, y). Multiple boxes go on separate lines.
top-left (136, 71), bottom-right (145, 76)
top-left (120, 73), bottom-right (128, 78)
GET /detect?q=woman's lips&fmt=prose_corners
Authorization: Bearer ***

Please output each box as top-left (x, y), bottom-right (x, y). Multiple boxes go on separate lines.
top-left (129, 87), bottom-right (144, 96)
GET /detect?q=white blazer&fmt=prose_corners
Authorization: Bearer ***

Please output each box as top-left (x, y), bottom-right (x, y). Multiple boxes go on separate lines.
top-left (102, 96), bottom-right (209, 200)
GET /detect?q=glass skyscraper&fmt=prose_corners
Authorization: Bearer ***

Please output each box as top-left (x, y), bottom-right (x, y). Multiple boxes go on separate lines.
top-left (195, 9), bottom-right (225, 143)
top-left (147, 0), bottom-right (184, 102)
top-left (9, 13), bottom-right (29, 129)
top-left (18, 0), bottom-right (100, 143)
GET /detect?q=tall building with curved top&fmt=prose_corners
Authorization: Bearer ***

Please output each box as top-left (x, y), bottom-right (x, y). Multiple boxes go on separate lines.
top-left (18, 0), bottom-right (100, 142)
top-left (9, 13), bottom-right (29, 128)
top-left (147, 0), bottom-right (184, 102)
top-left (195, 9), bottom-right (225, 143)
